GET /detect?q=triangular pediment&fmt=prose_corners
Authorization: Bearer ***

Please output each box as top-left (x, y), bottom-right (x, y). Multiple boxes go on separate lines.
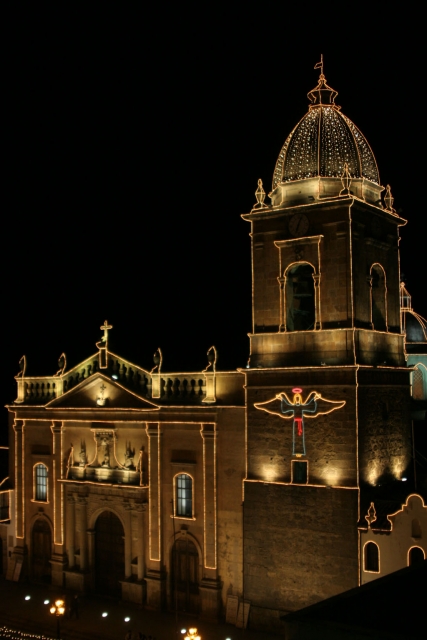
top-left (46, 372), bottom-right (159, 411)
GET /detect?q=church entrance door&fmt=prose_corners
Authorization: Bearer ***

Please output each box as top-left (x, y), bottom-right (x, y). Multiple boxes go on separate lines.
top-left (32, 518), bottom-right (52, 582)
top-left (171, 538), bottom-right (200, 614)
top-left (95, 511), bottom-right (124, 597)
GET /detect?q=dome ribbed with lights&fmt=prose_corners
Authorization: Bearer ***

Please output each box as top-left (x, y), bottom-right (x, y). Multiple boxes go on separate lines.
top-left (272, 74), bottom-right (379, 188)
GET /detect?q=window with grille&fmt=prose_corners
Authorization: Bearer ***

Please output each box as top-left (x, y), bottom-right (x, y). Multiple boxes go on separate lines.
top-left (413, 367), bottom-right (425, 400)
top-left (176, 473), bottom-right (192, 518)
top-left (35, 464), bottom-right (48, 502)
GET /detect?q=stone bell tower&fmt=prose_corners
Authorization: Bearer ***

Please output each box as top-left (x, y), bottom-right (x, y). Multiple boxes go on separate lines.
top-left (241, 69), bottom-right (413, 630)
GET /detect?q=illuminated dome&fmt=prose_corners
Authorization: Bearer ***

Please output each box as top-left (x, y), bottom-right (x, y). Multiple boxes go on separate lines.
top-left (273, 74), bottom-right (379, 187)
top-left (401, 284), bottom-right (427, 344)
top-left (269, 73), bottom-right (382, 208)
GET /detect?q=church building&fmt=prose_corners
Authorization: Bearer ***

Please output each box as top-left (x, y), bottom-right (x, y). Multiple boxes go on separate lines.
top-left (4, 67), bottom-right (427, 632)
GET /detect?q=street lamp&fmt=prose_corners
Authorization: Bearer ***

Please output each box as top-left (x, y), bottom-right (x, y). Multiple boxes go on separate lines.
top-left (50, 598), bottom-right (65, 639)
top-left (184, 629), bottom-right (201, 640)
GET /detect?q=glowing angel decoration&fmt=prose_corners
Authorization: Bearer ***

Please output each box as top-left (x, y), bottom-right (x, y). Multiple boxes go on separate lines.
top-left (255, 388), bottom-right (346, 456)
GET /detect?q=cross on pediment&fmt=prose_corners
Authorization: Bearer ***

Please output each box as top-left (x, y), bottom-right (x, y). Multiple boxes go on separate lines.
top-left (100, 320), bottom-right (113, 344)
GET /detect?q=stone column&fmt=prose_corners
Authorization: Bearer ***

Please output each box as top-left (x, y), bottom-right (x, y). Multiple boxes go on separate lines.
top-left (145, 423), bottom-right (165, 610)
top-left (66, 493), bottom-right (76, 568)
top-left (51, 422), bottom-right (64, 547)
top-left (278, 276), bottom-right (285, 331)
top-left (136, 505), bottom-right (145, 581)
top-left (313, 274), bottom-right (321, 329)
top-left (13, 420), bottom-right (24, 540)
top-left (200, 423), bottom-right (221, 620)
top-left (146, 423), bottom-right (162, 563)
top-left (201, 424), bottom-right (217, 569)
top-left (78, 497), bottom-right (88, 571)
top-left (87, 529), bottom-right (95, 588)
top-left (124, 502), bottom-right (132, 579)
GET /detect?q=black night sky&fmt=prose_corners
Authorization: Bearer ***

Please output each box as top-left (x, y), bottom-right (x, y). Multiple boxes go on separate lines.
top-left (2, 8), bottom-right (425, 436)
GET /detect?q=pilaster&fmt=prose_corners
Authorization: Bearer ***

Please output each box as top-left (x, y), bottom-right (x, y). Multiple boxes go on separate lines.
top-left (201, 424), bottom-right (217, 571)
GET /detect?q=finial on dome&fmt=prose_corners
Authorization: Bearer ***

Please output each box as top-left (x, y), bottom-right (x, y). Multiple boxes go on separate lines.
top-left (253, 178), bottom-right (268, 210)
top-left (384, 185), bottom-right (396, 212)
top-left (308, 55), bottom-right (339, 107)
top-left (340, 162), bottom-right (352, 195)
top-left (314, 54), bottom-right (324, 77)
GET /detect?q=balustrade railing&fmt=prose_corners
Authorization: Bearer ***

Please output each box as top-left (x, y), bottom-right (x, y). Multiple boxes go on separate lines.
top-left (16, 354), bottom-right (212, 404)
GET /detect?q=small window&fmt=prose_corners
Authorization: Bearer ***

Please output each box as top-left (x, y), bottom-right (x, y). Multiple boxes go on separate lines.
top-left (408, 546), bottom-right (425, 566)
top-left (35, 464), bottom-right (48, 502)
top-left (292, 460), bottom-right (308, 484)
top-left (364, 542), bottom-right (379, 572)
top-left (175, 473), bottom-right (193, 518)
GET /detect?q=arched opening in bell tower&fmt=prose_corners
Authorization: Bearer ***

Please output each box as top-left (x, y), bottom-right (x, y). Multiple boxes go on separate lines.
top-left (285, 263), bottom-right (316, 331)
top-left (370, 264), bottom-right (387, 331)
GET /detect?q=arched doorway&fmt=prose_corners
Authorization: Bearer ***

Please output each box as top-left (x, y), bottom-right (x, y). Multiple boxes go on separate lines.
top-left (95, 511), bottom-right (125, 596)
top-left (32, 518), bottom-right (52, 582)
top-left (285, 263), bottom-right (315, 331)
top-left (171, 537), bottom-right (200, 614)
top-left (408, 546), bottom-right (425, 566)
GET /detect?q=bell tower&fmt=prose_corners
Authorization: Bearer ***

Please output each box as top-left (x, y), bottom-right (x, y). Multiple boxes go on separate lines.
top-left (241, 69), bottom-right (413, 630)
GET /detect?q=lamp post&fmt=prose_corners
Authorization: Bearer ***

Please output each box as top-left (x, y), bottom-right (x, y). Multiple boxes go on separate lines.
top-left (50, 598), bottom-right (65, 639)
top-left (184, 629), bottom-right (201, 640)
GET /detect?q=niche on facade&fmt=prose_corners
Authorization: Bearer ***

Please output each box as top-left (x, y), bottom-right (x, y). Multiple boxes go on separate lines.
top-left (285, 263), bottom-right (315, 331)
top-left (66, 429), bottom-right (144, 486)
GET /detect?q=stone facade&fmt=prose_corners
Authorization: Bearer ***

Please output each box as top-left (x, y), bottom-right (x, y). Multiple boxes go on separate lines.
top-left (4, 69), bottom-right (426, 633)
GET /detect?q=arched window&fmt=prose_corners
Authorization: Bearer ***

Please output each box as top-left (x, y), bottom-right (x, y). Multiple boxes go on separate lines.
top-left (412, 366), bottom-right (425, 400)
top-left (34, 464), bottom-right (48, 502)
top-left (408, 546), bottom-right (425, 566)
top-left (364, 541), bottom-right (379, 572)
top-left (370, 264), bottom-right (387, 331)
top-left (285, 263), bottom-right (315, 331)
top-left (175, 473), bottom-right (193, 518)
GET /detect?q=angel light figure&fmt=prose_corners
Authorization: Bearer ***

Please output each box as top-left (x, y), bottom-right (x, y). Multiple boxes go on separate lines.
top-left (255, 388), bottom-right (346, 456)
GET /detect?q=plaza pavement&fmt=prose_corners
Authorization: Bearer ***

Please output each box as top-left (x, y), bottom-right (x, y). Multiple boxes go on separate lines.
top-left (0, 578), bottom-right (282, 640)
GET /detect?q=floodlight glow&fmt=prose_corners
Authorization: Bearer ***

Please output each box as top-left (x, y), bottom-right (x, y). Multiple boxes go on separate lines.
top-left (124, 617), bottom-right (130, 622)
top-left (102, 612), bottom-right (108, 617)
top-left (44, 599), bottom-right (50, 605)
top-left (25, 595), bottom-right (31, 601)
top-left (112, 374), bottom-right (118, 380)
top-left (402, 477), bottom-right (407, 481)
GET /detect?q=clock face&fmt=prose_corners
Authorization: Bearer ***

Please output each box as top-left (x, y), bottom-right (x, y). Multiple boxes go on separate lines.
top-left (289, 213), bottom-right (309, 237)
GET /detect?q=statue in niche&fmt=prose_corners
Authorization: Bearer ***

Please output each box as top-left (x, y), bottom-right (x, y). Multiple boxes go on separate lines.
top-left (101, 443), bottom-right (110, 468)
top-left (79, 441), bottom-right (87, 467)
top-left (124, 442), bottom-right (135, 470)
